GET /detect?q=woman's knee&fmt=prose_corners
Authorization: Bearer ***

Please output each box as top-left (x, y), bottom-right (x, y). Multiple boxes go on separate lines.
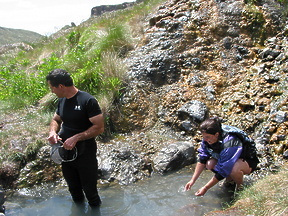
top-left (231, 159), bottom-right (251, 175)
top-left (206, 158), bottom-right (218, 170)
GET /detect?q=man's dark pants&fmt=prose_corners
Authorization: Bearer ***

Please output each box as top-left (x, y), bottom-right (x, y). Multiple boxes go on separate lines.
top-left (61, 145), bottom-right (101, 207)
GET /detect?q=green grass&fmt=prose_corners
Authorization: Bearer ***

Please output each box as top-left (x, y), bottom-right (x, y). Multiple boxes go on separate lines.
top-left (226, 163), bottom-right (288, 216)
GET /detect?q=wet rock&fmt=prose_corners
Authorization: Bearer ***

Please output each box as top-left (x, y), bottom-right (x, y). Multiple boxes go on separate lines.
top-left (178, 100), bottom-right (207, 120)
top-left (255, 143), bottom-right (266, 157)
top-left (0, 162), bottom-right (20, 189)
top-left (236, 46), bottom-right (250, 56)
top-left (99, 153), bottom-right (147, 185)
top-left (177, 100), bottom-right (208, 123)
top-left (223, 37), bottom-right (232, 49)
top-left (0, 186), bottom-right (5, 214)
top-left (191, 57), bottom-right (201, 65)
top-left (204, 86), bottom-right (216, 101)
top-left (97, 138), bottom-right (156, 185)
top-left (271, 111), bottom-right (287, 123)
top-left (274, 144), bottom-right (285, 155)
top-left (103, 0), bottom-right (287, 187)
top-left (16, 146), bottom-right (62, 188)
top-left (259, 48), bottom-right (281, 60)
top-left (97, 137), bottom-right (195, 184)
top-left (283, 150), bottom-right (288, 159)
top-left (153, 141), bottom-right (195, 173)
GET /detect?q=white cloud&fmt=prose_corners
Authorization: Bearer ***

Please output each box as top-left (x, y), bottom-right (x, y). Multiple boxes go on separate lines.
top-left (15, 0), bottom-right (36, 9)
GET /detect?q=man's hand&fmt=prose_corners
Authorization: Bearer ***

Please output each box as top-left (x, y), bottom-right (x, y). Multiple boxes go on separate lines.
top-left (63, 136), bottom-right (78, 150)
top-left (48, 113), bottom-right (62, 145)
top-left (47, 133), bottom-right (60, 145)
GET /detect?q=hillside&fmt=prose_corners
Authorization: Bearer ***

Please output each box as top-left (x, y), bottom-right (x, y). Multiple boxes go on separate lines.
top-left (0, 27), bottom-right (43, 46)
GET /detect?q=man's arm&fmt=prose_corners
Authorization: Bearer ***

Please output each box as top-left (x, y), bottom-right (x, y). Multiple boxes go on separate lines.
top-left (63, 113), bottom-right (104, 150)
top-left (47, 113), bottom-right (62, 145)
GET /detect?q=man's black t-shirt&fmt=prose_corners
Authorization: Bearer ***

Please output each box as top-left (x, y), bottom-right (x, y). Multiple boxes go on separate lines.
top-left (56, 90), bottom-right (102, 142)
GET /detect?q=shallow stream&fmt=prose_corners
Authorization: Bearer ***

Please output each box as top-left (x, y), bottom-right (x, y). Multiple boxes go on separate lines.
top-left (5, 165), bottom-right (234, 216)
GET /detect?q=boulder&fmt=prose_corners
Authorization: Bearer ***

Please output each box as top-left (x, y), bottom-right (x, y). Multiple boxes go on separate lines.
top-left (153, 141), bottom-right (195, 174)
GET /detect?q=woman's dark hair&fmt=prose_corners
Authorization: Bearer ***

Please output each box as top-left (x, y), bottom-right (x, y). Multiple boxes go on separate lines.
top-left (46, 69), bottom-right (73, 87)
top-left (199, 116), bottom-right (222, 135)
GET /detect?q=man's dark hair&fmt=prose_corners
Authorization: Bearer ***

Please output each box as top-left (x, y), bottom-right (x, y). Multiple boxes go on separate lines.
top-left (199, 116), bottom-right (222, 135)
top-left (46, 69), bottom-right (73, 87)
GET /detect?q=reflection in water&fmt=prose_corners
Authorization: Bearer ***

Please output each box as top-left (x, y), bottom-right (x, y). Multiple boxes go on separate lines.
top-left (5, 166), bottom-right (233, 216)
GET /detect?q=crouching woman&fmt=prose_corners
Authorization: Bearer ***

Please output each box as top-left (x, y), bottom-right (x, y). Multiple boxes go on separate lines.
top-left (185, 117), bottom-right (258, 196)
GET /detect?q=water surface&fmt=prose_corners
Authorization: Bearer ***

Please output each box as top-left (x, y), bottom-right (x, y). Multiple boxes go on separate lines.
top-left (5, 165), bottom-right (233, 216)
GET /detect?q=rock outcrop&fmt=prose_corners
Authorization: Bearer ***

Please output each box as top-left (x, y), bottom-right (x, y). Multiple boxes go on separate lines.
top-left (91, 1), bottom-right (142, 17)
top-left (106, 0), bottom-right (288, 183)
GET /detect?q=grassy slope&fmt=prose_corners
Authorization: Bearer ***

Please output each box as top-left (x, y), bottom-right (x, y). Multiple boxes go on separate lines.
top-left (207, 162), bottom-right (288, 216)
top-left (0, 27), bottom-right (43, 46)
top-left (233, 162), bottom-right (288, 216)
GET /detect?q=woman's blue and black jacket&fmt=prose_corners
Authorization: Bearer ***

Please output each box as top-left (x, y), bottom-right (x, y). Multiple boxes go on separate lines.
top-left (197, 125), bottom-right (243, 181)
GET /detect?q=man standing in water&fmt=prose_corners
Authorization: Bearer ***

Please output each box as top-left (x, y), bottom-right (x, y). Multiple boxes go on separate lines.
top-left (46, 69), bottom-right (104, 208)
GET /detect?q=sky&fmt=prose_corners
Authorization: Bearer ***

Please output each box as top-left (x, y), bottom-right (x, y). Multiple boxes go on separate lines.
top-left (0, 0), bottom-right (135, 35)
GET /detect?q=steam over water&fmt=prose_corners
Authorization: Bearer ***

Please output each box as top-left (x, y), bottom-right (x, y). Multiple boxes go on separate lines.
top-left (5, 166), bottom-right (233, 216)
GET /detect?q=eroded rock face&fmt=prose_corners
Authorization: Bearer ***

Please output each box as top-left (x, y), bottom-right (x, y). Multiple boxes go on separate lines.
top-left (110, 0), bottom-right (288, 148)
top-left (16, 146), bottom-right (62, 188)
top-left (105, 0), bottom-right (288, 183)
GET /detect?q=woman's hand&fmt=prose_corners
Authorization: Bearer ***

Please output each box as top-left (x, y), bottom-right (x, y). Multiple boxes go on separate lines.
top-left (195, 186), bottom-right (208, 196)
top-left (184, 180), bottom-right (195, 191)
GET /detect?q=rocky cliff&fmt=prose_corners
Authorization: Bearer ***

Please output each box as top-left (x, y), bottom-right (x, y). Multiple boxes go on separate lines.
top-left (112, 0), bottom-right (287, 136)
top-left (101, 0), bottom-right (288, 183)
top-left (91, 0), bottom-right (145, 17)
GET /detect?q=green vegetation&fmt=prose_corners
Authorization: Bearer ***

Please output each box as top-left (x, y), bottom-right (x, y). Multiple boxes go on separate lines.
top-left (277, 0), bottom-right (288, 4)
top-left (25, 139), bottom-right (45, 161)
top-left (0, 0), bottom-right (166, 165)
top-left (0, 0), bottom-right (165, 112)
top-left (243, 0), bottom-right (288, 44)
top-left (245, 0), bottom-right (288, 4)
top-left (242, 3), bottom-right (266, 45)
